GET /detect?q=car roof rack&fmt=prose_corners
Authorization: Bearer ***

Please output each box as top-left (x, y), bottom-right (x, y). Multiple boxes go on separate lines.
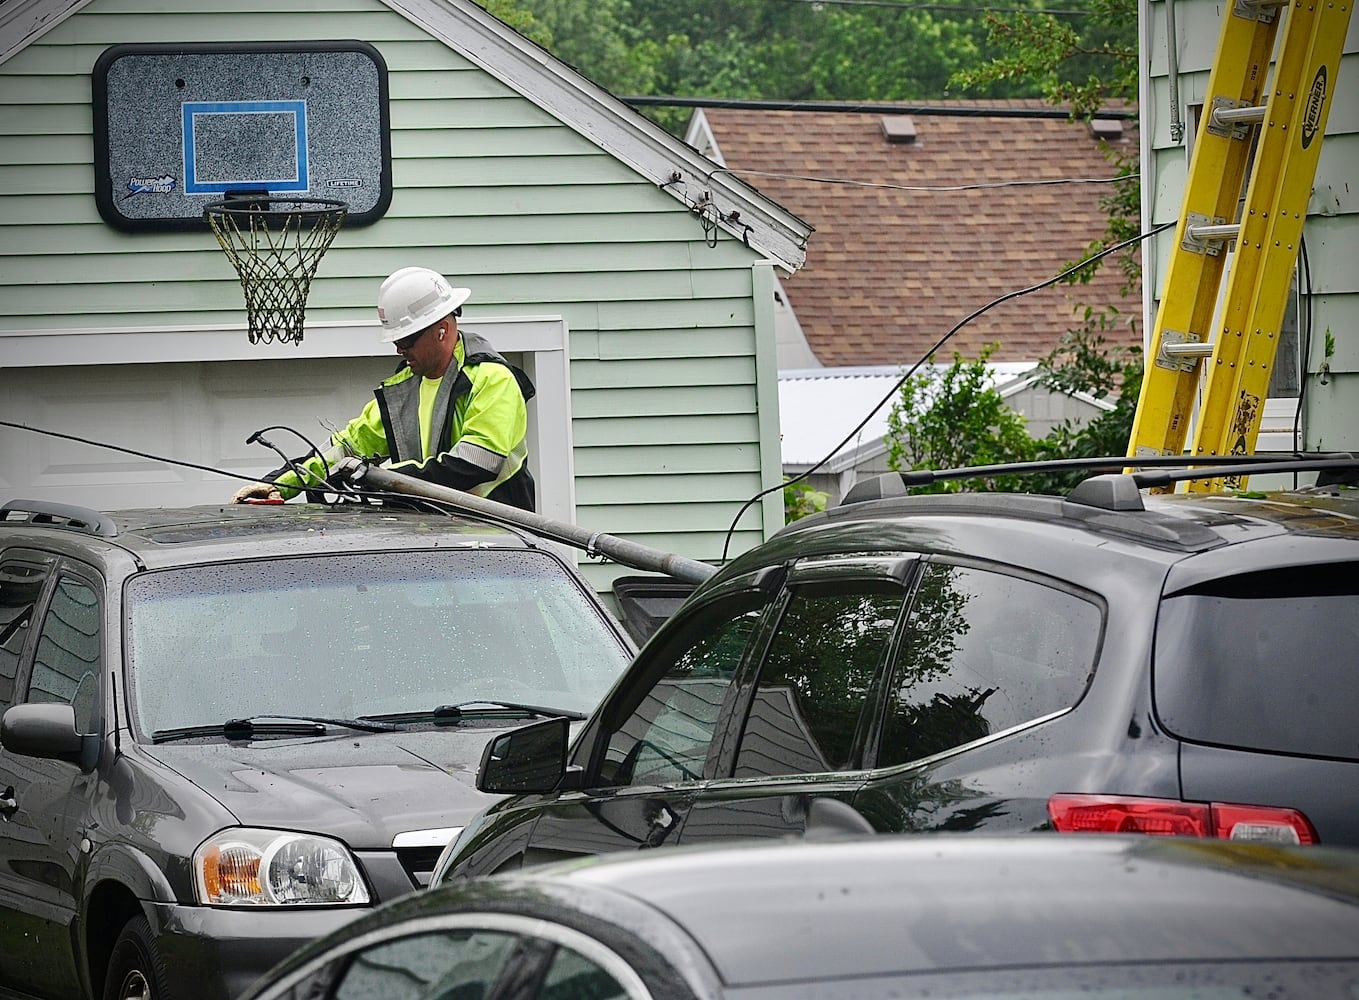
top-left (0, 499), bottom-right (119, 538)
top-left (841, 454), bottom-right (1359, 512)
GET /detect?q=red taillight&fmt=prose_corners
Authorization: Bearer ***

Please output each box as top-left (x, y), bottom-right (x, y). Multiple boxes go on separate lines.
top-left (1048, 794), bottom-right (1318, 845)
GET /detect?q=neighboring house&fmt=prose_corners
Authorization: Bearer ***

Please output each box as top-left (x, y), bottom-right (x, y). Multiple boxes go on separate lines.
top-left (1141, 0), bottom-right (1357, 452)
top-left (687, 102), bottom-right (1140, 371)
top-left (0, 0), bottom-right (813, 592)
top-left (779, 364), bottom-right (1113, 504)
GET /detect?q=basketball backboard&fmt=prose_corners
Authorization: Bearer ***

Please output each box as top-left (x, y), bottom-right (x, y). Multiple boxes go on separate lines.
top-left (93, 41), bottom-right (392, 232)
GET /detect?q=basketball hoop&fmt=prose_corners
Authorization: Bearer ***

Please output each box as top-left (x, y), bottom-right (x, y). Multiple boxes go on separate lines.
top-left (205, 196), bottom-right (348, 346)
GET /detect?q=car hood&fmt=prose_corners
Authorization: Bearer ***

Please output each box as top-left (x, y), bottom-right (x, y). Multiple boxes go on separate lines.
top-left (141, 726), bottom-right (513, 849)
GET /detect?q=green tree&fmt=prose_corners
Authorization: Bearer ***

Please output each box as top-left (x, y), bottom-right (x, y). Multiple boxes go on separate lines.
top-left (484, 0), bottom-right (1060, 133)
top-left (784, 477), bottom-right (828, 523)
top-left (949, 0), bottom-right (1137, 119)
top-left (885, 346), bottom-right (1036, 494)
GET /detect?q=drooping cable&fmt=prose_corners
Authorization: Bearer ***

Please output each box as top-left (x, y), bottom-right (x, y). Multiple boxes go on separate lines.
top-left (719, 219), bottom-right (1175, 562)
top-left (1292, 233), bottom-right (1314, 489)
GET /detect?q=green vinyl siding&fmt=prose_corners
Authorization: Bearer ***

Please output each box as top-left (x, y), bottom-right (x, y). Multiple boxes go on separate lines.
top-left (572, 415), bottom-right (761, 448)
top-left (572, 443), bottom-right (760, 477)
top-left (0, 0), bottom-right (789, 573)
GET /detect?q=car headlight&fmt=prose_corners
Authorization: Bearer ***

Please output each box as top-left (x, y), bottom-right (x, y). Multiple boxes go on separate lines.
top-left (193, 829), bottom-right (370, 906)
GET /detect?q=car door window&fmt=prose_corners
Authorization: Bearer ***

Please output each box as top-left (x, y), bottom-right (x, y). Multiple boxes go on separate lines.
top-left (599, 592), bottom-right (771, 787)
top-left (0, 558), bottom-right (52, 714)
top-left (27, 576), bottom-right (101, 734)
top-left (877, 563), bottom-right (1102, 768)
top-left (539, 944), bottom-right (629, 1000)
top-left (734, 582), bottom-right (906, 777)
top-left (332, 928), bottom-right (520, 1000)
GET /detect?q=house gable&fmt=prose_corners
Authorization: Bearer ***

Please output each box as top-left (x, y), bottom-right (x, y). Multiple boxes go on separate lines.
top-left (1, 0), bottom-right (810, 271)
top-left (0, 0), bottom-right (802, 577)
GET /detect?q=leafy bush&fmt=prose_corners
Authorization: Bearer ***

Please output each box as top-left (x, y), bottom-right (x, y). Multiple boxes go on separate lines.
top-left (784, 478), bottom-right (829, 522)
top-left (885, 345), bottom-right (1036, 493)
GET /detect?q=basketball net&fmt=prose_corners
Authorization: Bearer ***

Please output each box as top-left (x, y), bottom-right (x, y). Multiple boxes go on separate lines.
top-left (205, 196), bottom-right (348, 345)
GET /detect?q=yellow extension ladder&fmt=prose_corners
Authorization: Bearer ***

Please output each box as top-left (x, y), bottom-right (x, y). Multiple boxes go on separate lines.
top-left (1127, 0), bottom-right (1353, 489)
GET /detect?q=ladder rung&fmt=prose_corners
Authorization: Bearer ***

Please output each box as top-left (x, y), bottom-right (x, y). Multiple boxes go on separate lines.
top-left (1210, 104), bottom-right (1267, 127)
top-left (1186, 222), bottom-right (1240, 242)
top-left (1161, 342), bottom-right (1215, 359)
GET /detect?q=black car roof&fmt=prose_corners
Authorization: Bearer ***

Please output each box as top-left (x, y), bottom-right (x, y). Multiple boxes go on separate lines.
top-left (784, 487), bottom-right (1359, 554)
top-left (0, 501), bottom-right (540, 570)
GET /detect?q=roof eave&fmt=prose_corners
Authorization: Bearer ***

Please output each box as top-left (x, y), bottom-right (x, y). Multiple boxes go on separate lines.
top-left (381, 0), bottom-right (810, 271)
top-left (0, 0), bottom-right (94, 66)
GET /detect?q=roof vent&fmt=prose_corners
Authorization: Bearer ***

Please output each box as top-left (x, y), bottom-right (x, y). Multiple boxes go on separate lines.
top-left (880, 116), bottom-right (917, 144)
top-left (1090, 118), bottom-right (1124, 141)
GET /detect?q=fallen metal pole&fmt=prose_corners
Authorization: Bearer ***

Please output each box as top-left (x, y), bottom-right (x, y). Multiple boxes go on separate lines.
top-left (340, 460), bottom-right (718, 585)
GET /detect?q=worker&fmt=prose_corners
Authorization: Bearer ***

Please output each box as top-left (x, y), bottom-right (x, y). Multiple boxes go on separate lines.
top-left (231, 267), bottom-right (536, 510)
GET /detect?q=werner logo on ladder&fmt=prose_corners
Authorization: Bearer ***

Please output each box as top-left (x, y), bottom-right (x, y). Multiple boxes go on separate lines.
top-left (1128, 0), bottom-right (1353, 490)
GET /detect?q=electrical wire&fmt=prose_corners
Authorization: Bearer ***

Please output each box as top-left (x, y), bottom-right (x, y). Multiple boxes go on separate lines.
top-left (719, 218), bottom-right (1176, 562)
top-left (767, 0), bottom-right (1090, 12)
top-left (0, 418), bottom-right (279, 485)
top-left (246, 425), bottom-right (333, 495)
top-left (0, 418), bottom-right (580, 547)
top-left (1292, 233), bottom-right (1314, 489)
top-left (2, 417), bottom-right (357, 504)
top-left (708, 166), bottom-right (1136, 193)
top-left (624, 95), bottom-right (1134, 119)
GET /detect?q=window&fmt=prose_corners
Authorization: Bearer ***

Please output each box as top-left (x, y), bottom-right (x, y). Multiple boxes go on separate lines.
top-left (28, 577), bottom-right (101, 735)
top-left (292, 927), bottom-right (638, 1000)
top-left (600, 593), bottom-right (770, 787)
top-left (877, 564), bottom-right (1101, 768)
top-left (332, 928), bottom-right (520, 1000)
top-left (1154, 563), bottom-right (1359, 761)
top-left (125, 550), bottom-right (631, 732)
top-left (539, 945), bottom-right (628, 1000)
top-left (0, 558), bottom-right (51, 714)
top-left (734, 582), bottom-right (905, 777)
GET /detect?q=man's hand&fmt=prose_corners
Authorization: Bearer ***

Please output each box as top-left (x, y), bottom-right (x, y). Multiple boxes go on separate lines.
top-left (231, 482), bottom-right (283, 504)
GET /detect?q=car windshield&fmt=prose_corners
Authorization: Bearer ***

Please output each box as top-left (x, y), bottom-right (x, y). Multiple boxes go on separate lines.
top-left (124, 548), bottom-right (632, 736)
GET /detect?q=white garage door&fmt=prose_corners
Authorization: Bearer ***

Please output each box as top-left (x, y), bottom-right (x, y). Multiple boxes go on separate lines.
top-left (0, 356), bottom-right (400, 510)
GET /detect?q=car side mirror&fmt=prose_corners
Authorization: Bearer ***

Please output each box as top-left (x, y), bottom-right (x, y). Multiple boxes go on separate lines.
top-left (477, 716), bottom-right (569, 795)
top-left (0, 704), bottom-right (100, 772)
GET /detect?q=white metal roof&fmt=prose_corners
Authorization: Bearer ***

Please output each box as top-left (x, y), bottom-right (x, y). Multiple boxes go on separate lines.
top-left (778, 362), bottom-right (1052, 472)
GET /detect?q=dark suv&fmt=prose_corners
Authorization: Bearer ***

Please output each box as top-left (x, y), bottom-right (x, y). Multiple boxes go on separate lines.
top-left (0, 500), bottom-right (633, 1000)
top-left (434, 466), bottom-right (1359, 882)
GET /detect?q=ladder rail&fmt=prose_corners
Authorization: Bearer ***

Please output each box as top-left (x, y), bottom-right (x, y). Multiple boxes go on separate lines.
top-left (1127, 0), bottom-right (1354, 493)
top-left (1188, 0), bottom-right (1353, 489)
top-left (1127, 1), bottom-right (1282, 461)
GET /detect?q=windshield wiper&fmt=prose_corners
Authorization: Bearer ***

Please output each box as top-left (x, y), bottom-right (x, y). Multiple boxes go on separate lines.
top-left (431, 701), bottom-right (587, 722)
top-left (151, 715), bottom-right (399, 743)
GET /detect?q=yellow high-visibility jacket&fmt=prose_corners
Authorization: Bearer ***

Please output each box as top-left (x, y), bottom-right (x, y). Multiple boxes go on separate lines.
top-left (273, 331), bottom-right (535, 510)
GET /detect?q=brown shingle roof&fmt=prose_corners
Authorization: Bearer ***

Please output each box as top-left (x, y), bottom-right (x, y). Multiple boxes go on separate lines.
top-left (699, 101), bottom-right (1141, 366)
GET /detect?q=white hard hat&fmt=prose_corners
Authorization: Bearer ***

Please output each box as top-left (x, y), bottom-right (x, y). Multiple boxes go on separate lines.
top-left (375, 267), bottom-right (472, 344)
